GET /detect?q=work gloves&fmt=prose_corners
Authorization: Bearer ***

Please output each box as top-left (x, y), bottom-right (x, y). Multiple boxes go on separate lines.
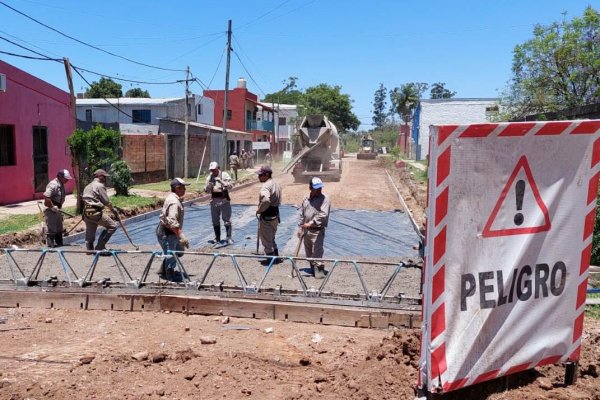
top-left (178, 232), bottom-right (190, 249)
top-left (50, 206), bottom-right (60, 213)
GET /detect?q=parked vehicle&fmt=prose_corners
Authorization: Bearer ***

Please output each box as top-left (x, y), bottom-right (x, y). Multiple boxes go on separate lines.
top-left (283, 114), bottom-right (342, 182)
top-left (357, 135), bottom-right (377, 160)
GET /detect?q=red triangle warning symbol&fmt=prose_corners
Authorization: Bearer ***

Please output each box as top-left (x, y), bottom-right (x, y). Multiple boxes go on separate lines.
top-left (482, 156), bottom-right (551, 237)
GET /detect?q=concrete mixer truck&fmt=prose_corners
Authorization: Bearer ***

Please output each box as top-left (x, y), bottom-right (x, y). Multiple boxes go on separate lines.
top-left (283, 114), bottom-right (342, 182)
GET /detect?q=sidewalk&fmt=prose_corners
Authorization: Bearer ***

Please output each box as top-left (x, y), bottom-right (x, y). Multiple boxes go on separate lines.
top-left (404, 160), bottom-right (428, 172)
top-left (0, 188), bottom-right (167, 218)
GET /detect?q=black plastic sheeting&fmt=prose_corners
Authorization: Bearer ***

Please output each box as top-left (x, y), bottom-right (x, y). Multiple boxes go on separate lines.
top-left (74, 205), bottom-right (420, 258)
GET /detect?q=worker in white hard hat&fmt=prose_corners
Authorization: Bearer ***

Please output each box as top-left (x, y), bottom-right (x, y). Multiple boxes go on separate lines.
top-left (297, 177), bottom-right (331, 279)
top-left (42, 169), bottom-right (73, 247)
top-left (204, 161), bottom-right (234, 246)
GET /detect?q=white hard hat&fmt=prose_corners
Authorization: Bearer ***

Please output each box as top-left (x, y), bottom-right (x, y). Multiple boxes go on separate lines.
top-left (209, 161), bottom-right (219, 170)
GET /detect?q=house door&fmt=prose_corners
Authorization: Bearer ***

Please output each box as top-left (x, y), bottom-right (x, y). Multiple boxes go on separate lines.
top-left (33, 126), bottom-right (48, 193)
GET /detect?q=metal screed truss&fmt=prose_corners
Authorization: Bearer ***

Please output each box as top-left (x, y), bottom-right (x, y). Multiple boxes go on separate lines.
top-left (0, 248), bottom-right (422, 309)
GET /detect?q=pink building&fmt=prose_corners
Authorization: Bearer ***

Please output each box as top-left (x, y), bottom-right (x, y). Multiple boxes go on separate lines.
top-left (0, 60), bottom-right (74, 205)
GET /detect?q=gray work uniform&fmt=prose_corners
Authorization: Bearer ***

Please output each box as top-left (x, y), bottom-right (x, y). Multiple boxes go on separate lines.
top-left (82, 178), bottom-right (117, 249)
top-left (205, 171), bottom-right (233, 227)
top-left (156, 192), bottom-right (185, 272)
top-left (299, 193), bottom-right (331, 265)
top-left (257, 178), bottom-right (282, 254)
top-left (43, 178), bottom-right (65, 235)
top-left (229, 155), bottom-right (239, 181)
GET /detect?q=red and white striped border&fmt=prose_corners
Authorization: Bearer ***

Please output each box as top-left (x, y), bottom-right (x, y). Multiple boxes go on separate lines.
top-left (423, 120), bottom-right (600, 392)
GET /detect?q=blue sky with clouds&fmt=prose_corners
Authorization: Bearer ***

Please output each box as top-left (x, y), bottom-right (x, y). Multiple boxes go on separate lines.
top-left (0, 0), bottom-right (595, 130)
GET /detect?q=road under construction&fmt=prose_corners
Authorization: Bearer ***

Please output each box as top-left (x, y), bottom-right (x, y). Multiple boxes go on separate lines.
top-left (0, 158), bottom-right (424, 329)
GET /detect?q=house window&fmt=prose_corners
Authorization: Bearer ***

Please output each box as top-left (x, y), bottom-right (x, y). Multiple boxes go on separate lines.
top-left (197, 104), bottom-right (203, 115)
top-left (278, 117), bottom-right (286, 126)
top-left (485, 105), bottom-right (499, 113)
top-left (225, 109), bottom-right (232, 120)
top-left (85, 109), bottom-right (92, 122)
top-left (132, 109), bottom-right (151, 123)
top-left (0, 125), bottom-right (15, 166)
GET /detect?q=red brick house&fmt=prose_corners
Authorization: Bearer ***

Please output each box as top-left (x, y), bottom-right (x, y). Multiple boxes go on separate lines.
top-left (0, 60), bottom-right (75, 205)
top-left (204, 78), bottom-right (276, 158)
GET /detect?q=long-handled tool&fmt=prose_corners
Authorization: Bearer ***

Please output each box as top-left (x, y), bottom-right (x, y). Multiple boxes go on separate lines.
top-left (36, 202), bottom-right (47, 245)
top-left (254, 217), bottom-right (261, 255)
top-left (111, 206), bottom-right (140, 250)
top-left (64, 217), bottom-right (84, 236)
top-left (60, 209), bottom-right (76, 218)
top-left (291, 230), bottom-right (305, 278)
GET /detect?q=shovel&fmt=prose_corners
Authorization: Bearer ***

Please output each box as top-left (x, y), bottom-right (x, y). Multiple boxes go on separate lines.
top-left (111, 206), bottom-right (140, 250)
top-left (291, 230), bottom-right (305, 278)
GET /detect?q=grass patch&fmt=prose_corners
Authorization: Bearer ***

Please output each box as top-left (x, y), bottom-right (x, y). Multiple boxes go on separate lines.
top-left (586, 305), bottom-right (600, 320)
top-left (0, 214), bottom-right (41, 235)
top-left (408, 165), bottom-right (428, 183)
top-left (111, 194), bottom-right (160, 209)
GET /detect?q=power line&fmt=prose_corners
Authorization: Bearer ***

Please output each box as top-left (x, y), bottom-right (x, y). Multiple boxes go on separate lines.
top-left (205, 45), bottom-right (226, 89)
top-left (0, 34), bottom-right (60, 61)
top-left (0, 0), bottom-right (186, 72)
top-left (0, 49), bottom-right (59, 60)
top-left (231, 48), bottom-right (266, 97)
top-left (71, 65), bottom-right (138, 122)
top-left (236, 0), bottom-right (294, 31)
top-left (73, 65), bottom-right (188, 86)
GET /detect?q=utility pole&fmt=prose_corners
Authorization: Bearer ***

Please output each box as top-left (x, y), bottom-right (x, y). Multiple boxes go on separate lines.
top-left (63, 57), bottom-right (83, 213)
top-left (222, 19), bottom-right (232, 169)
top-left (184, 65), bottom-right (190, 178)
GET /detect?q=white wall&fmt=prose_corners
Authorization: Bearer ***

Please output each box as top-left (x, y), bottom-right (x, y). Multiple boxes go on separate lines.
top-left (196, 95), bottom-right (214, 125)
top-left (418, 99), bottom-right (498, 160)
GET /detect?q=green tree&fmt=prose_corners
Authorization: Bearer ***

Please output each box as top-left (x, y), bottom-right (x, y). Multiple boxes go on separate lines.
top-left (430, 82), bottom-right (456, 99)
top-left (263, 77), bottom-right (304, 105)
top-left (85, 77), bottom-right (123, 98)
top-left (125, 87), bottom-right (150, 98)
top-left (389, 82), bottom-right (426, 123)
top-left (501, 6), bottom-right (600, 120)
top-left (68, 125), bottom-right (121, 212)
top-left (372, 83), bottom-right (388, 130)
top-left (302, 83), bottom-right (360, 131)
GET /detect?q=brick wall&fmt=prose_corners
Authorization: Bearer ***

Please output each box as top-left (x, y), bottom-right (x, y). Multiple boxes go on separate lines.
top-left (121, 135), bottom-right (166, 183)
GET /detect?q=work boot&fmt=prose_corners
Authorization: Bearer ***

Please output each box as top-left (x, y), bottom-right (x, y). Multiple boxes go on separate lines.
top-left (156, 261), bottom-right (166, 278)
top-left (46, 234), bottom-right (57, 248)
top-left (272, 247), bottom-right (282, 264)
top-left (86, 241), bottom-right (95, 255)
top-left (55, 233), bottom-right (64, 247)
top-left (165, 268), bottom-right (175, 281)
top-left (314, 264), bottom-right (326, 279)
top-left (95, 230), bottom-right (113, 251)
top-left (209, 225), bottom-right (221, 245)
top-left (225, 225), bottom-right (233, 245)
top-left (260, 252), bottom-right (275, 266)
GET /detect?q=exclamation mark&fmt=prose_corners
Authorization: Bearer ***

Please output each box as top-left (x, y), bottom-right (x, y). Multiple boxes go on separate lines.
top-left (514, 179), bottom-right (525, 226)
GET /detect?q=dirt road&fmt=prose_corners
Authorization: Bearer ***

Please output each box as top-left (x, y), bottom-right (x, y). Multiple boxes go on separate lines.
top-left (232, 156), bottom-right (405, 212)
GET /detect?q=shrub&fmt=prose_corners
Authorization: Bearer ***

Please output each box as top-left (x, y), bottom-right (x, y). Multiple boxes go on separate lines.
top-left (110, 160), bottom-right (133, 196)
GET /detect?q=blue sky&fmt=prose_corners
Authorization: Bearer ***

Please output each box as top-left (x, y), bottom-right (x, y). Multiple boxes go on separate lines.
top-left (0, 0), bottom-right (595, 130)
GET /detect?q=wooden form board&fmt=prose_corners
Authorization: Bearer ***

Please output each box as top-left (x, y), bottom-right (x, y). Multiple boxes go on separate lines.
top-left (0, 289), bottom-right (420, 329)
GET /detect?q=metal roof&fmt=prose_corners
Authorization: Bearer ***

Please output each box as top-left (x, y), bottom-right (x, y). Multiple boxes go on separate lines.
top-left (76, 97), bottom-right (183, 106)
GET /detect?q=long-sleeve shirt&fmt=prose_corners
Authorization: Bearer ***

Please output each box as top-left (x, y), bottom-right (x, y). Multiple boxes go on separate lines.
top-left (82, 178), bottom-right (110, 208)
top-left (299, 193), bottom-right (330, 229)
top-left (257, 178), bottom-right (282, 214)
top-left (204, 171), bottom-right (233, 194)
top-left (159, 192), bottom-right (184, 232)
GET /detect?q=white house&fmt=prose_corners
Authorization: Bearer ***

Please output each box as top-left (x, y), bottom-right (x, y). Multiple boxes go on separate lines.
top-left (411, 98), bottom-right (499, 160)
top-left (272, 103), bottom-right (301, 152)
top-left (76, 94), bottom-right (215, 134)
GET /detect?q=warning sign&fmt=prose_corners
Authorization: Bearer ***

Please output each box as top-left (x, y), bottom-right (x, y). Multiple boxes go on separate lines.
top-left (420, 120), bottom-right (600, 393)
top-left (482, 155), bottom-right (551, 237)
